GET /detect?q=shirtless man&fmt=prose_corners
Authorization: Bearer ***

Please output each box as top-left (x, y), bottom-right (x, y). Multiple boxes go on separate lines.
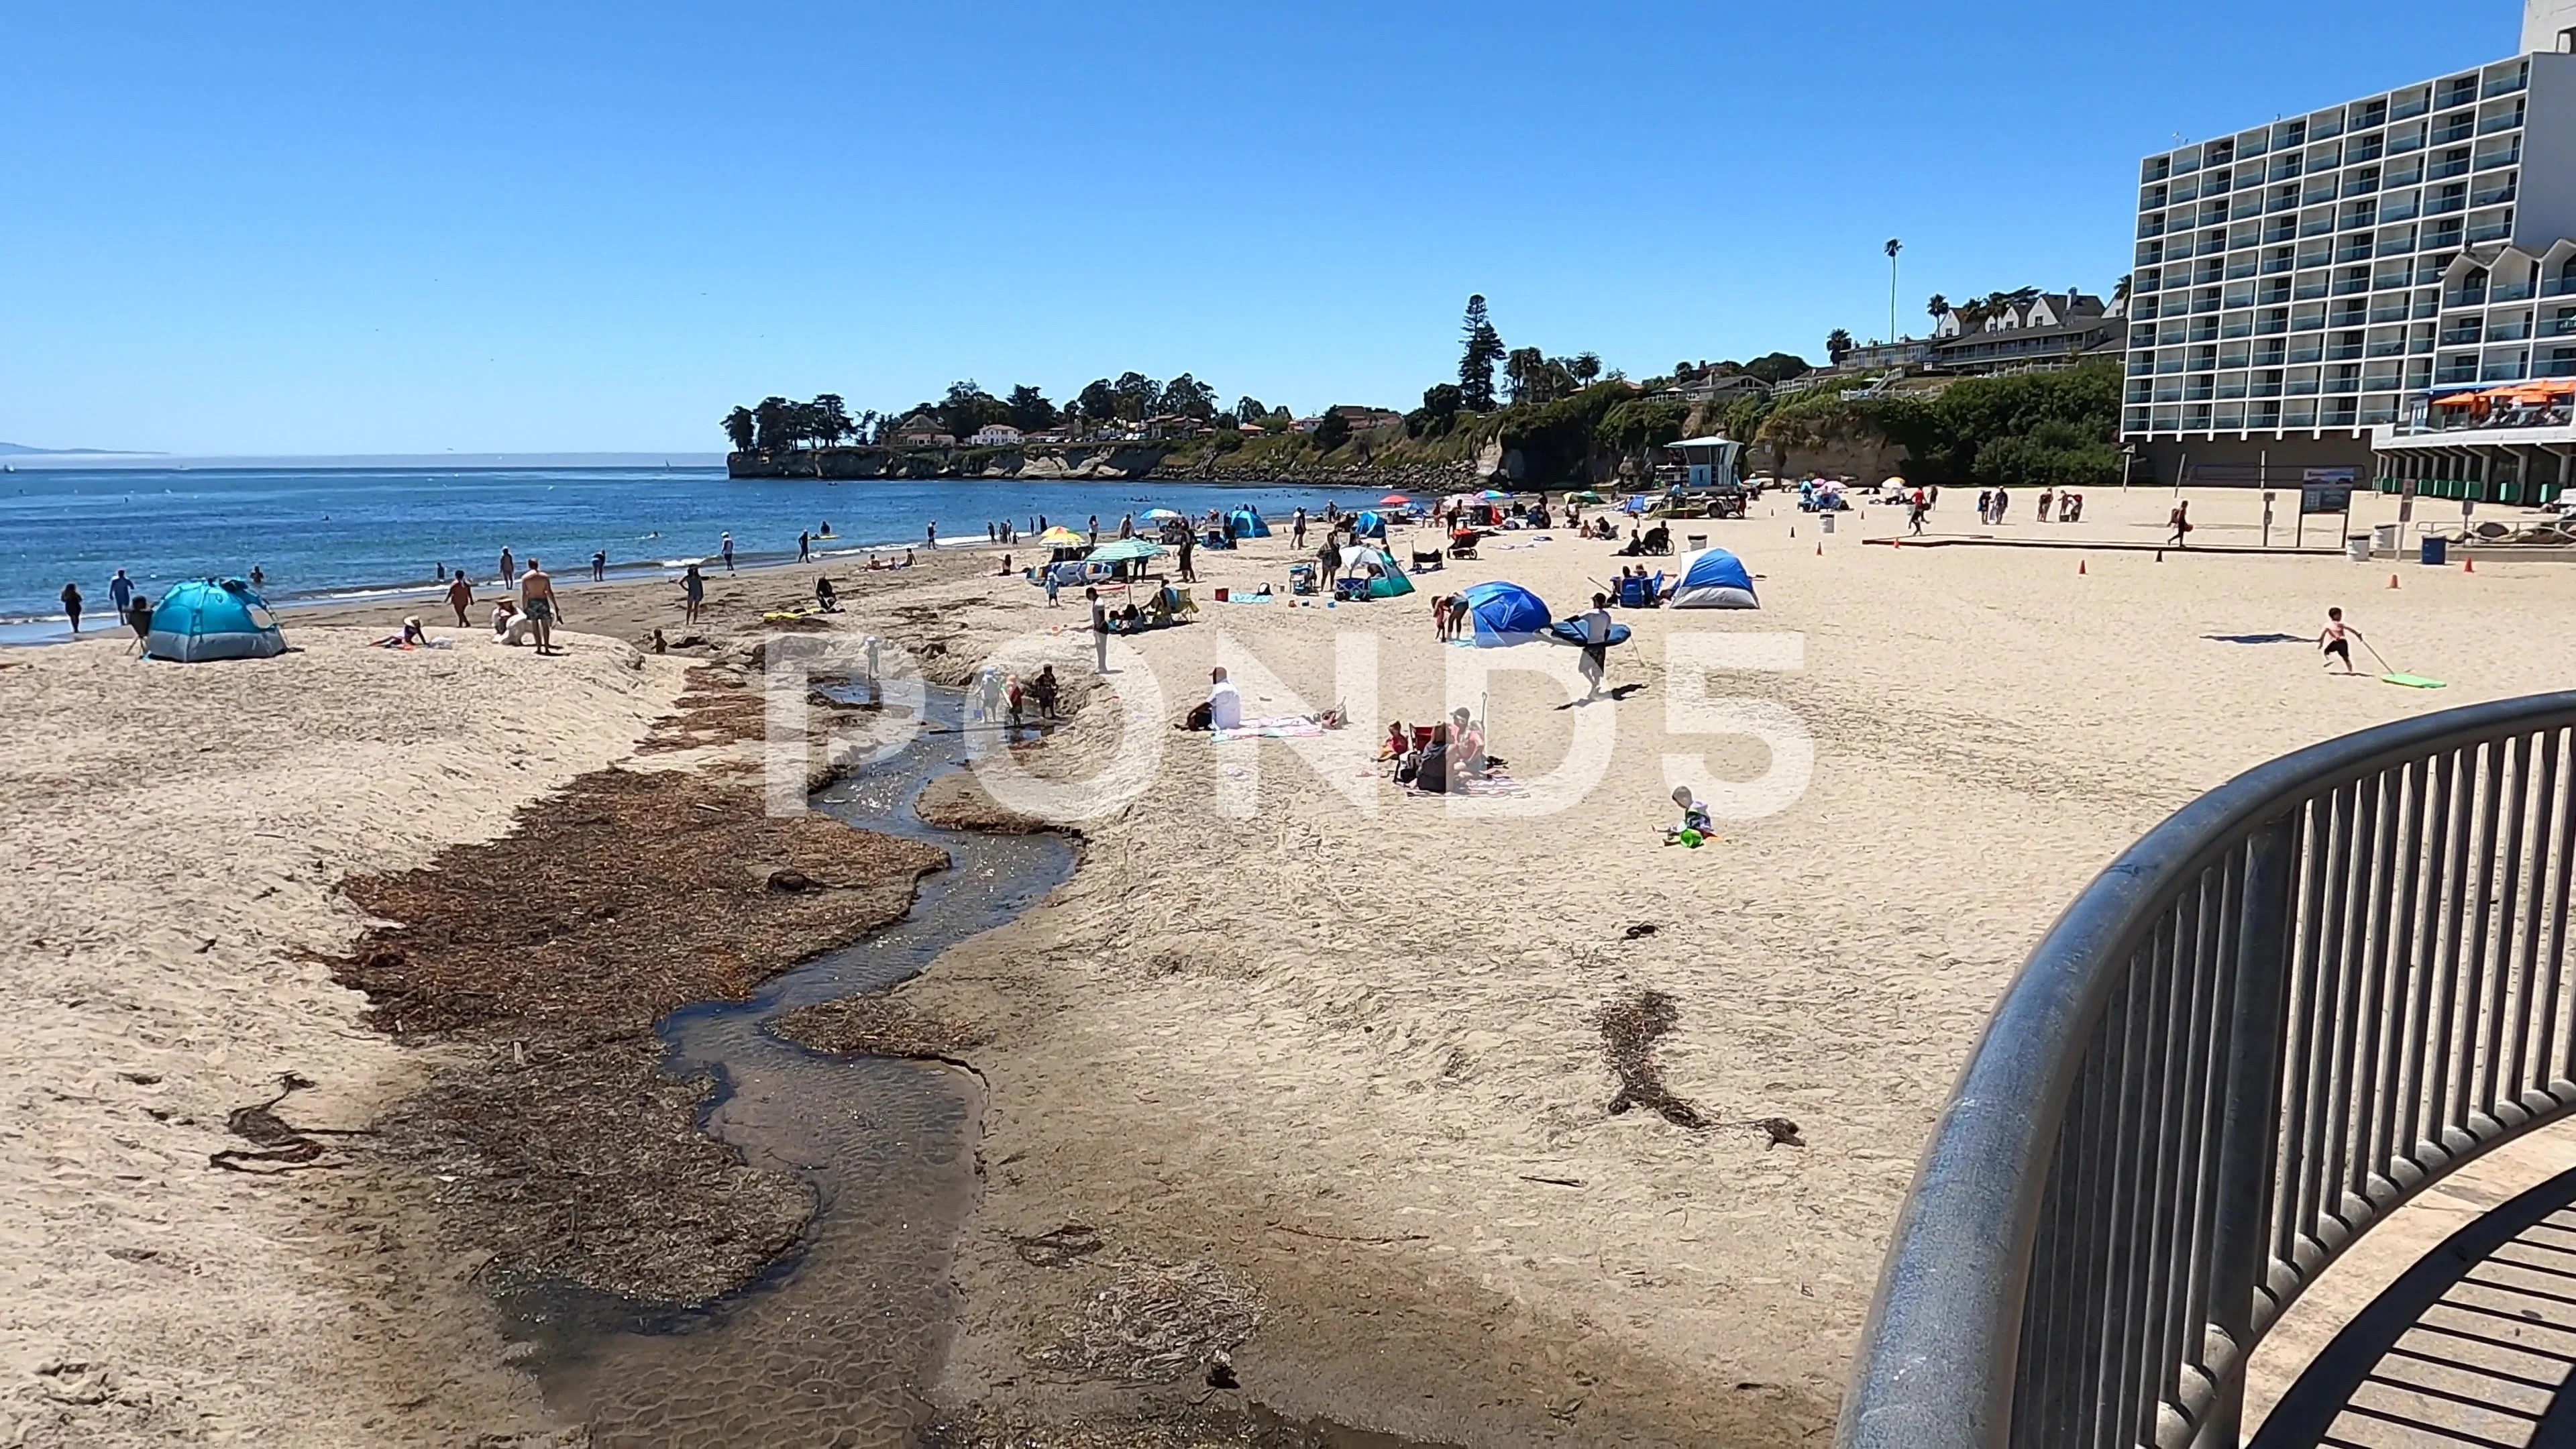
top-left (520, 556), bottom-right (562, 654)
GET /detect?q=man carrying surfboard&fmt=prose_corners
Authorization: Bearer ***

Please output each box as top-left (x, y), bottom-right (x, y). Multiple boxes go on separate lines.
top-left (2319, 608), bottom-right (2363, 675)
top-left (1578, 593), bottom-right (1614, 698)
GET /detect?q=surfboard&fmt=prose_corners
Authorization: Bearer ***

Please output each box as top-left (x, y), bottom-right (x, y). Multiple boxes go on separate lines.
top-left (1546, 619), bottom-right (1633, 648)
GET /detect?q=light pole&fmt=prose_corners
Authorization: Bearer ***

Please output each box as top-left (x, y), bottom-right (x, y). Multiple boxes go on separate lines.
top-left (1885, 238), bottom-right (1903, 347)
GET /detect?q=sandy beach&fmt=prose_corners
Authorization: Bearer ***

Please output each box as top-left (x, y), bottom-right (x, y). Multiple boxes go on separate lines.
top-left (11, 483), bottom-right (2576, 1446)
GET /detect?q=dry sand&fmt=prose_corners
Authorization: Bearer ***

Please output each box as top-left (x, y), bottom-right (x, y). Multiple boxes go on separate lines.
top-left (0, 627), bottom-right (683, 1446)
top-left (786, 485), bottom-right (2576, 1443)
top-left (9, 484), bottom-right (2573, 1447)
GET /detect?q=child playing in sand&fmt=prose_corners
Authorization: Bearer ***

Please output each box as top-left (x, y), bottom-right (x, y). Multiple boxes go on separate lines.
top-left (1664, 786), bottom-right (1715, 846)
top-left (2319, 607), bottom-right (2364, 674)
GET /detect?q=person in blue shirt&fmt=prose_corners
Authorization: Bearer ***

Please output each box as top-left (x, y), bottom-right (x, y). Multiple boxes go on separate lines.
top-left (109, 570), bottom-right (134, 614)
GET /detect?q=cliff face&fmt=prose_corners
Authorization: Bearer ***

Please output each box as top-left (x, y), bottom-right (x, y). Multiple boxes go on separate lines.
top-left (1749, 409), bottom-right (1912, 483)
top-left (727, 445), bottom-right (1170, 481)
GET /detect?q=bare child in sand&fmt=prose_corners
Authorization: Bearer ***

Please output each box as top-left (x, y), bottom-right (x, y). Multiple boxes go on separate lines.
top-left (2319, 607), bottom-right (2363, 674)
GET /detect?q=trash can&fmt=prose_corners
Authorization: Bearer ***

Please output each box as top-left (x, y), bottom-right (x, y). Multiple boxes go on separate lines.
top-left (1821, 513), bottom-right (1838, 535)
top-left (2347, 533), bottom-right (2371, 563)
top-left (1685, 534), bottom-right (1707, 552)
top-left (2373, 522), bottom-right (2403, 555)
top-left (2420, 535), bottom-right (2447, 566)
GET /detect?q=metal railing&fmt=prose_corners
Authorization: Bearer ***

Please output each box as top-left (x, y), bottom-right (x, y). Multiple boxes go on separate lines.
top-left (1840, 694), bottom-right (2576, 1449)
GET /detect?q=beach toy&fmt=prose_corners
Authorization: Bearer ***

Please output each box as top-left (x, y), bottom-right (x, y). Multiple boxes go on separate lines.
top-left (2361, 639), bottom-right (2446, 690)
top-left (1679, 828), bottom-right (1705, 849)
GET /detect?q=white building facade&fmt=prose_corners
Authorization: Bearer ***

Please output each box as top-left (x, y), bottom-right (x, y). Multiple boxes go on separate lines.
top-left (2124, 2), bottom-right (2576, 484)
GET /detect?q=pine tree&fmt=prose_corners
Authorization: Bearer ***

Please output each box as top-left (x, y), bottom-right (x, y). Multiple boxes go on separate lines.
top-left (1458, 294), bottom-right (1504, 412)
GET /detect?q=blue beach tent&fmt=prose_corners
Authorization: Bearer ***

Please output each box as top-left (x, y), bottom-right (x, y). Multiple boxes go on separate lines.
top-left (1228, 508), bottom-right (1271, 539)
top-left (1666, 548), bottom-right (1760, 609)
top-left (1459, 581), bottom-right (1552, 645)
top-left (146, 579), bottom-right (287, 662)
top-left (1352, 511), bottom-right (1388, 539)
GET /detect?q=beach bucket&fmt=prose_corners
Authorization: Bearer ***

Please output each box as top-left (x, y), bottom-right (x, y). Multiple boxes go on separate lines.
top-left (1214, 586), bottom-right (1230, 602)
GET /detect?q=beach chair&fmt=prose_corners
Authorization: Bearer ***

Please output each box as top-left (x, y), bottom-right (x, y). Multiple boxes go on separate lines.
top-left (1170, 588), bottom-right (1198, 618)
top-left (1288, 564), bottom-right (1319, 596)
top-left (1619, 575), bottom-right (1652, 609)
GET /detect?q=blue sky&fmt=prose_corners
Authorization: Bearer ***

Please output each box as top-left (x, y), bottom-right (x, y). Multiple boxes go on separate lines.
top-left (0, 1), bottom-right (2526, 454)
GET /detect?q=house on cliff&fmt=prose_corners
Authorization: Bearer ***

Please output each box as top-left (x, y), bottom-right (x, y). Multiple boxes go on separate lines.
top-left (968, 423), bottom-right (1024, 447)
top-left (894, 413), bottom-right (955, 447)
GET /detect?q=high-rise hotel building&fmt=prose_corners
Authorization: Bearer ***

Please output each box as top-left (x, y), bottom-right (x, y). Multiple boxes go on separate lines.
top-left (2123, 1), bottom-right (2576, 485)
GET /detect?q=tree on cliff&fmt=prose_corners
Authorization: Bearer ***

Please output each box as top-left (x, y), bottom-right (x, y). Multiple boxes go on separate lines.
top-left (1313, 408), bottom-right (1353, 452)
top-left (1158, 374), bottom-right (1219, 420)
top-left (1006, 385), bottom-right (1058, 431)
top-left (722, 407), bottom-right (756, 452)
top-left (1233, 396), bottom-right (1267, 425)
top-left (811, 394), bottom-right (855, 447)
top-left (1927, 294), bottom-right (1949, 322)
top-left (1407, 383), bottom-right (1464, 437)
top-left (753, 396), bottom-right (796, 451)
top-left (1073, 379), bottom-right (1119, 424)
top-left (1741, 353), bottom-right (1811, 385)
top-left (1458, 295), bottom-right (1504, 412)
top-left (936, 381), bottom-right (1010, 439)
top-left (1825, 329), bottom-right (1856, 365)
top-left (1112, 372), bottom-right (1160, 421)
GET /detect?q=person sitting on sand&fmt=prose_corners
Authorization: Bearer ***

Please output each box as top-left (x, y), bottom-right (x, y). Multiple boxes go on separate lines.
top-left (1207, 666), bottom-right (1242, 731)
top-left (1381, 720), bottom-right (1408, 761)
top-left (997, 552), bottom-right (1012, 576)
top-left (490, 599), bottom-right (518, 635)
top-left (1450, 707), bottom-right (1488, 774)
top-left (1409, 724), bottom-right (1454, 795)
top-left (814, 576), bottom-right (839, 612)
top-left (1664, 785), bottom-right (1715, 845)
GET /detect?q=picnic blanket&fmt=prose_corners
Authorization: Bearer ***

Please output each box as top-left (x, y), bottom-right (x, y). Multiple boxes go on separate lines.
top-left (1212, 715), bottom-right (1326, 742)
top-left (1450, 773), bottom-right (1530, 798)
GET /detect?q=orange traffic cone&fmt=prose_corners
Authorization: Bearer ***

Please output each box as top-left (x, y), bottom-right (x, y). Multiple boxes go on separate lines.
top-left (2388, 573), bottom-right (2400, 589)
top-left (2078, 559), bottom-right (2088, 575)
top-left (2155, 549), bottom-right (2165, 563)
top-left (1815, 543), bottom-right (1824, 556)
top-left (2465, 557), bottom-right (2476, 574)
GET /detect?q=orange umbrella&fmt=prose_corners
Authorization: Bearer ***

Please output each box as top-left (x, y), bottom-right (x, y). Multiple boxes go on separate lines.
top-left (1379, 493), bottom-right (1409, 505)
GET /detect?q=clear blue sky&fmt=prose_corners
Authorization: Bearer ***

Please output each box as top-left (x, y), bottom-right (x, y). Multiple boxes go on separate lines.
top-left (0, 0), bottom-right (2524, 454)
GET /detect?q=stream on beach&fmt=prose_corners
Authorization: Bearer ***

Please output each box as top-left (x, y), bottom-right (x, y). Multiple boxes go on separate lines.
top-left (508, 687), bottom-right (1074, 1445)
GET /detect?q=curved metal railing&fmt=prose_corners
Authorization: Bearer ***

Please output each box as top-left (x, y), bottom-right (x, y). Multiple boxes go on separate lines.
top-left (1839, 692), bottom-right (2576, 1449)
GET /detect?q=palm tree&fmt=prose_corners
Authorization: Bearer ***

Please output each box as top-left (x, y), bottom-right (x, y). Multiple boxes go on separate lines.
top-left (1570, 352), bottom-right (1603, 384)
top-left (2114, 272), bottom-right (2134, 305)
top-left (1927, 293), bottom-right (1949, 321)
top-left (1827, 329), bottom-right (1856, 365)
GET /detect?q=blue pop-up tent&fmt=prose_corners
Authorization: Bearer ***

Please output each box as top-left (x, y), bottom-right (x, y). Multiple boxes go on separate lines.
top-left (1666, 547), bottom-right (1760, 609)
top-left (146, 579), bottom-right (286, 662)
top-left (1460, 581), bottom-right (1551, 645)
top-left (1227, 508), bottom-right (1271, 539)
top-left (1352, 510), bottom-right (1388, 539)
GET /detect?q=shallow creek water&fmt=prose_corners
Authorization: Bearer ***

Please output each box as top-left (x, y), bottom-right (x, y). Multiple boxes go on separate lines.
top-left (513, 690), bottom-right (1074, 1446)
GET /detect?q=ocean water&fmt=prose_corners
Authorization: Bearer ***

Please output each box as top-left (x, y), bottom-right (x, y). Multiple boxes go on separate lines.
top-left (0, 465), bottom-right (1397, 632)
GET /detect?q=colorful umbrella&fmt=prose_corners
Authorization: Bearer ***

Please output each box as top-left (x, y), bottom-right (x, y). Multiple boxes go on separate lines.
top-left (1379, 493), bottom-right (1410, 505)
top-left (1037, 527), bottom-right (1086, 545)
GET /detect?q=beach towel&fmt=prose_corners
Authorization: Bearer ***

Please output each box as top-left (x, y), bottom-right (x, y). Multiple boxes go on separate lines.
top-left (1449, 773), bottom-right (1530, 799)
top-left (1212, 715), bottom-right (1327, 742)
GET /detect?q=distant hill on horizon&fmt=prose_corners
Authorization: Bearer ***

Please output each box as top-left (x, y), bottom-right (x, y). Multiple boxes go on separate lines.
top-left (0, 441), bottom-right (146, 455)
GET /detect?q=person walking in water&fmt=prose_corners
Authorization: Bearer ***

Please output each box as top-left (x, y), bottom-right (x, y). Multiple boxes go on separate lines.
top-left (2319, 607), bottom-right (2365, 674)
top-left (109, 569), bottom-right (133, 617)
top-left (720, 533), bottom-right (735, 572)
top-left (499, 547), bottom-right (515, 585)
top-left (60, 582), bottom-right (84, 636)
top-left (590, 549), bottom-right (607, 582)
top-left (520, 557), bottom-right (562, 654)
top-left (445, 570), bottom-right (475, 627)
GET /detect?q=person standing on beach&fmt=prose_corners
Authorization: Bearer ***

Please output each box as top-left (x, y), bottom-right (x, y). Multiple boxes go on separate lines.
top-left (109, 570), bottom-right (133, 617)
top-left (798, 531), bottom-right (812, 562)
top-left (1034, 664), bottom-right (1060, 721)
top-left (1293, 508), bottom-right (1308, 548)
top-left (520, 557), bottom-right (561, 654)
top-left (591, 549), bottom-right (607, 582)
top-left (925, 521), bottom-right (937, 550)
top-left (445, 571), bottom-right (475, 627)
top-left (682, 563), bottom-right (706, 623)
top-left (1992, 489), bottom-right (2010, 525)
top-left (1177, 533), bottom-right (1195, 583)
top-left (1087, 515), bottom-right (1099, 547)
top-left (499, 547), bottom-right (515, 585)
top-left (2319, 607), bottom-right (2365, 674)
top-left (1578, 592), bottom-right (1613, 698)
top-left (60, 582), bottom-right (84, 636)
top-left (1044, 569), bottom-right (1061, 608)
top-left (2167, 500), bottom-right (2192, 549)
top-left (1086, 587), bottom-right (1109, 673)
top-left (720, 533), bottom-right (736, 572)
